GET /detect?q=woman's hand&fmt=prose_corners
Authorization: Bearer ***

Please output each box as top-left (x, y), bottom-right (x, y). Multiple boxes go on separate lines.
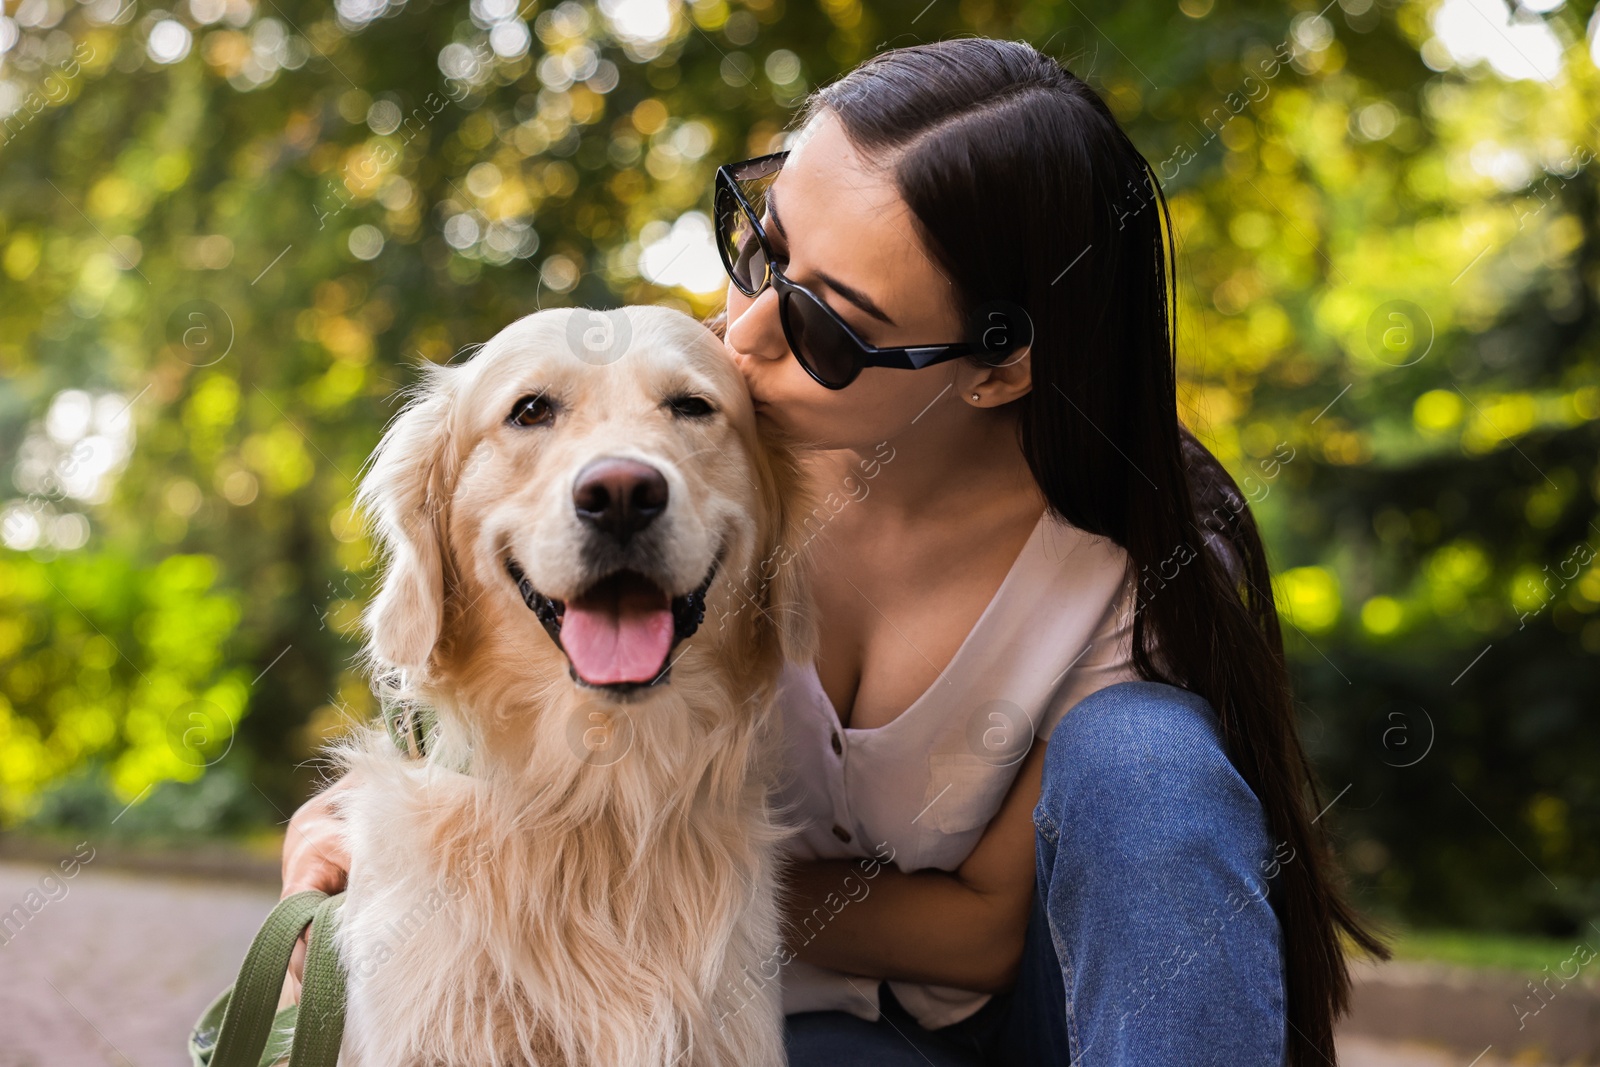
top-left (277, 773), bottom-right (357, 1007)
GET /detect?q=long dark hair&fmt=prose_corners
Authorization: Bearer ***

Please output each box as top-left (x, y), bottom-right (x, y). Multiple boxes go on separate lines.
top-left (713, 37), bottom-right (1391, 1065)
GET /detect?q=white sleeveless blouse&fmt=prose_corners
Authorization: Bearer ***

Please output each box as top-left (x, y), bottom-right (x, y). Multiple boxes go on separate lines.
top-left (772, 508), bottom-right (1143, 1030)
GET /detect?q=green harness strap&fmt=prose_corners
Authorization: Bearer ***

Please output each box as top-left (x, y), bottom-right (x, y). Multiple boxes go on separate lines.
top-left (384, 703), bottom-right (436, 760)
top-left (288, 893), bottom-right (349, 1066)
top-left (191, 705), bottom-right (437, 1066)
top-left (189, 890), bottom-right (349, 1067)
top-left (189, 707), bottom-right (432, 1064)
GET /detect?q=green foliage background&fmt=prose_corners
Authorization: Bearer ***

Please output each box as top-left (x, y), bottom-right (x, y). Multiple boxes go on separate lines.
top-left (1, 0), bottom-right (1597, 938)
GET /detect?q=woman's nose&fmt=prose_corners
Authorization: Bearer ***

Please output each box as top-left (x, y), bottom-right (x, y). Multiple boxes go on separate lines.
top-left (725, 287), bottom-right (789, 370)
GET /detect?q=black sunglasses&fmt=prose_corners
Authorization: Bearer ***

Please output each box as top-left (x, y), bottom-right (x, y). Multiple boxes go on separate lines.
top-left (713, 150), bottom-right (1024, 390)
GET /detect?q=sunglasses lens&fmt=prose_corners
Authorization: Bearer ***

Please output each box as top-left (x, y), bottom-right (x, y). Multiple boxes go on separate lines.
top-left (714, 187), bottom-right (762, 294)
top-left (782, 287), bottom-right (860, 388)
top-left (715, 172), bottom-right (777, 295)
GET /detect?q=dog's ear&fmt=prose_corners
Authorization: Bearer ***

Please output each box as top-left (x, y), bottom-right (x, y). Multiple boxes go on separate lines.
top-left (750, 426), bottom-right (819, 666)
top-left (356, 368), bottom-right (463, 673)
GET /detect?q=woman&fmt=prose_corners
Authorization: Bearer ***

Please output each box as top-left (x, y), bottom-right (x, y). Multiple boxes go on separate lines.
top-left (281, 38), bottom-right (1389, 1065)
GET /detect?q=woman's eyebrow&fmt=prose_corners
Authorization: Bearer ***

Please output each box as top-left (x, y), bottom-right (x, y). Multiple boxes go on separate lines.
top-left (768, 185), bottom-right (898, 328)
top-left (814, 270), bottom-right (897, 327)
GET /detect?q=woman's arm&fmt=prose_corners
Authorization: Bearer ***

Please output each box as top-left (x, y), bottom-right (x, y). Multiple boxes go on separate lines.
top-left (780, 739), bottom-right (1046, 993)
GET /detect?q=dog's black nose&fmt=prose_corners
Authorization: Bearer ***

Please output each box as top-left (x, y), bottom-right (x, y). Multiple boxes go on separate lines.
top-left (572, 458), bottom-right (669, 542)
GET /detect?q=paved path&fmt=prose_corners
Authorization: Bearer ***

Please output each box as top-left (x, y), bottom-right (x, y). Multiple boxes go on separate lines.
top-left (1337, 1033), bottom-right (1557, 1066)
top-left (0, 859), bottom-right (278, 1067)
top-left (0, 859), bottom-right (1580, 1066)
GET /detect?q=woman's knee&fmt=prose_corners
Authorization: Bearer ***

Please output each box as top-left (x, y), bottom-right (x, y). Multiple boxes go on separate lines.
top-left (1034, 680), bottom-right (1269, 862)
top-left (1030, 682), bottom-right (1288, 1062)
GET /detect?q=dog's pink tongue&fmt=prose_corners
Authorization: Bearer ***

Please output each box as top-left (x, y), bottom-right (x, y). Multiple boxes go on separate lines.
top-left (561, 575), bottom-right (674, 686)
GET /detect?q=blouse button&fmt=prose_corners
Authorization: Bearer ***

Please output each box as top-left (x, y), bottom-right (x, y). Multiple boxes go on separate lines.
top-left (830, 732), bottom-right (843, 756)
top-left (831, 824), bottom-right (852, 844)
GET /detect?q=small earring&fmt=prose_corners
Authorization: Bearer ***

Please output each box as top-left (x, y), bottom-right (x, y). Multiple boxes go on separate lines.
top-left (971, 393), bottom-right (981, 402)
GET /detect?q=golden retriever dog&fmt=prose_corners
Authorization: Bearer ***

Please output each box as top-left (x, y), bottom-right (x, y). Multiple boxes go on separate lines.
top-left (328, 305), bottom-right (815, 1067)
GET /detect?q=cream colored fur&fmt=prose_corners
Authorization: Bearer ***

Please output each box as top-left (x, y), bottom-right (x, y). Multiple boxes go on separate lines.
top-left (329, 306), bottom-right (816, 1067)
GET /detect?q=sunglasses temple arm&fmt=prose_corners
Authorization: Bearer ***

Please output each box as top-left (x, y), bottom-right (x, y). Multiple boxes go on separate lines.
top-left (864, 345), bottom-right (986, 371)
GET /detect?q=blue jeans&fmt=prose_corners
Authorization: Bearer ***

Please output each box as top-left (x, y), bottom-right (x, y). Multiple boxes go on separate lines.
top-left (784, 681), bottom-right (1288, 1065)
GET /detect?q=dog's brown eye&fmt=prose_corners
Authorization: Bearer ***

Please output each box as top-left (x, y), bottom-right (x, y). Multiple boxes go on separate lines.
top-left (666, 395), bottom-right (714, 419)
top-left (508, 394), bottom-right (555, 427)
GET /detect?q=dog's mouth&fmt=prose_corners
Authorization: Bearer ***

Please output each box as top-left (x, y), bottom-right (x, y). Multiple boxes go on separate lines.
top-left (503, 553), bottom-right (719, 693)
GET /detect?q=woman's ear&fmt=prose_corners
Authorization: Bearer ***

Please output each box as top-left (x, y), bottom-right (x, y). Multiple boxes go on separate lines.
top-left (962, 345), bottom-right (1033, 406)
top-left (356, 372), bottom-right (462, 673)
top-left (751, 425), bottom-right (819, 666)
